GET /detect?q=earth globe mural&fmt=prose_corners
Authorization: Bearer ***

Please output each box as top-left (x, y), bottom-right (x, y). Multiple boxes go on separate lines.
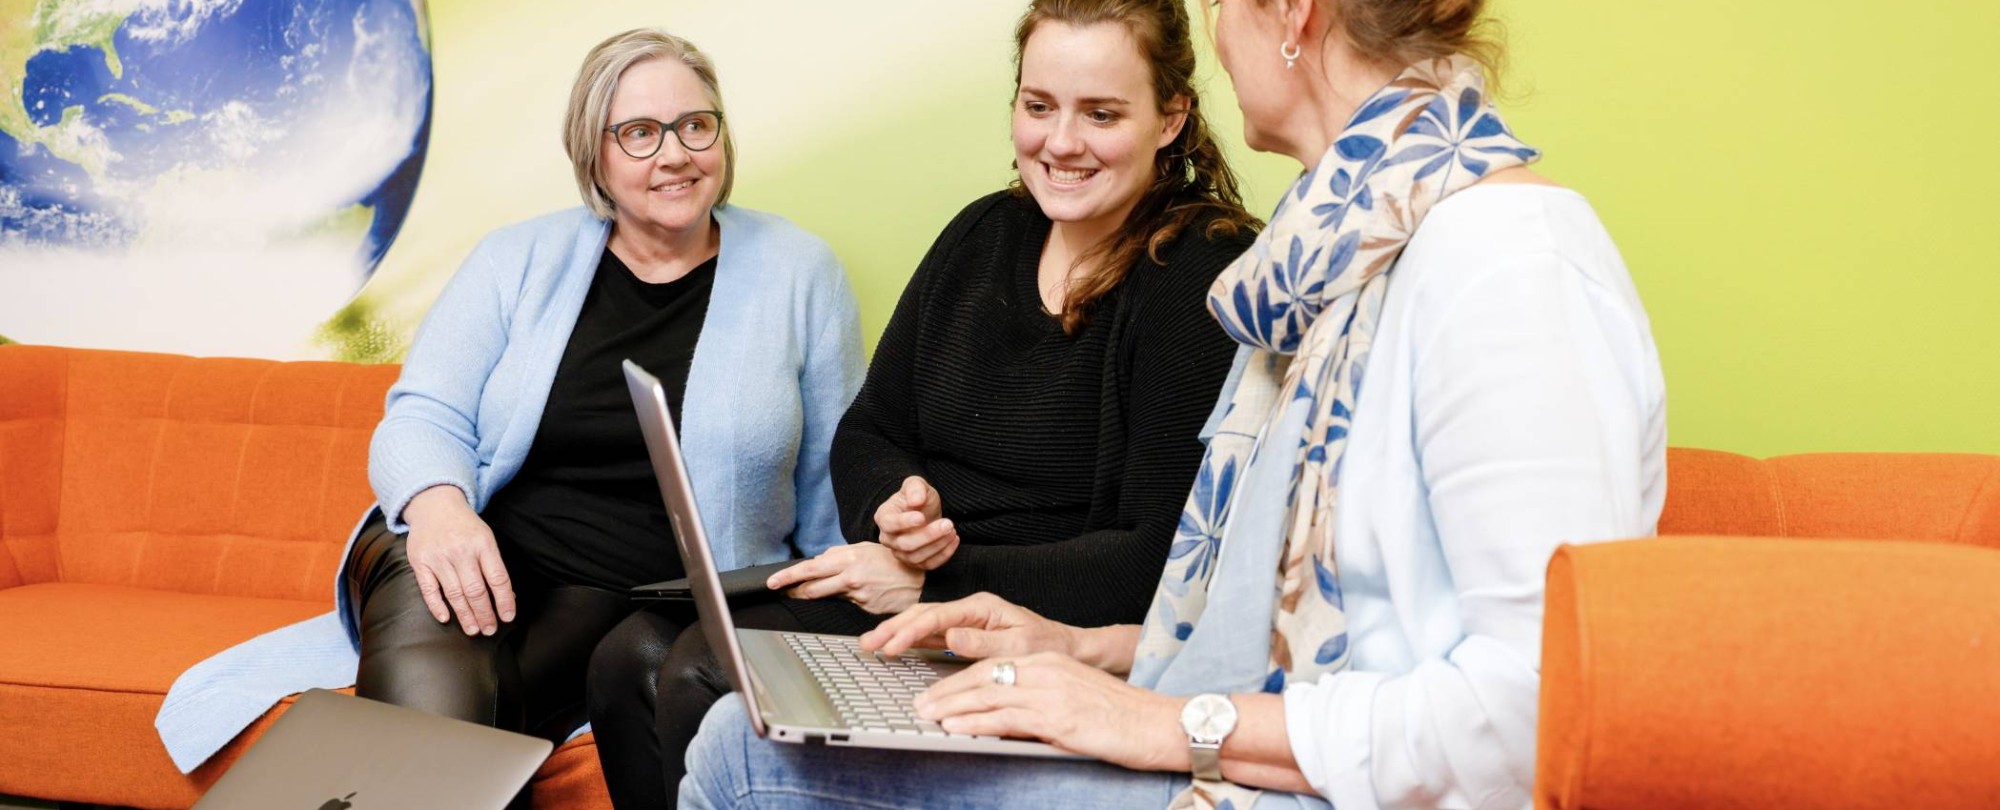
top-left (0, 0), bottom-right (432, 357)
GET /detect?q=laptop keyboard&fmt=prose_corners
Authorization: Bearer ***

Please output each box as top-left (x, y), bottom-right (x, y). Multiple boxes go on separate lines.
top-left (783, 633), bottom-right (967, 737)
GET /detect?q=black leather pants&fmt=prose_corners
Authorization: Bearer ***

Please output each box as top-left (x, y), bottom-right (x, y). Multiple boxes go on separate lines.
top-left (345, 515), bottom-right (654, 745)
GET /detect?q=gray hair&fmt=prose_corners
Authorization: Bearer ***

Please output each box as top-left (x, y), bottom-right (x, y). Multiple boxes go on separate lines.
top-left (562, 28), bottom-right (736, 219)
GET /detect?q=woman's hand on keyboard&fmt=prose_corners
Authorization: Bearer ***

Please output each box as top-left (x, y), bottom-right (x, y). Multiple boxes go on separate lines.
top-left (863, 593), bottom-right (1144, 674)
top-left (913, 651), bottom-right (1186, 770)
top-left (863, 593), bottom-right (1065, 660)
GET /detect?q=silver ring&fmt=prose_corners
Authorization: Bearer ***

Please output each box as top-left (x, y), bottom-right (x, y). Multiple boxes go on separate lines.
top-left (989, 660), bottom-right (1017, 687)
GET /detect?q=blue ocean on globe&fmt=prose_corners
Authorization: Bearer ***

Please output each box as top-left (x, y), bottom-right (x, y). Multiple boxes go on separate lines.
top-left (0, 0), bottom-right (432, 356)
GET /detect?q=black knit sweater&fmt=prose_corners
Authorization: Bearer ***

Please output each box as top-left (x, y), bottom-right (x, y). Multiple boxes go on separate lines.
top-left (826, 190), bottom-right (1252, 628)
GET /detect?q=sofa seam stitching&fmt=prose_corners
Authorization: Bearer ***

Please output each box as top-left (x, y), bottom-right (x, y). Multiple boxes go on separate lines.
top-left (0, 679), bottom-right (176, 697)
top-left (1949, 460), bottom-right (1999, 544)
top-left (209, 364), bottom-right (276, 596)
top-left (53, 349), bottom-right (71, 584)
top-left (311, 371), bottom-right (352, 599)
top-left (128, 360), bottom-right (184, 585)
top-left (1765, 457), bottom-right (1790, 537)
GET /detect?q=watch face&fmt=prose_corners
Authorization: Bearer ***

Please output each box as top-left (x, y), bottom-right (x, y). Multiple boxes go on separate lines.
top-left (1181, 694), bottom-right (1239, 740)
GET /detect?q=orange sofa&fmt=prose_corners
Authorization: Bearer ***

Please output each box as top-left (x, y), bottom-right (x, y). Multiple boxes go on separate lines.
top-left (1537, 451), bottom-right (2000, 809)
top-left (5, 345), bottom-right (1996, 808)
top-left (0, 346), bottom-right (613, 809)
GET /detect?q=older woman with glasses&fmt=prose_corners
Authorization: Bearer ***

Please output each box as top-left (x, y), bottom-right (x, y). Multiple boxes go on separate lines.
top-left (153, 27), bottom-right (861, 787)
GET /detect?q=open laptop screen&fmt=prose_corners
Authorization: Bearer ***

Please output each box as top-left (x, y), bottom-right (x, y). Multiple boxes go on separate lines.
top-left (622, 359), bottom-right (770, 737)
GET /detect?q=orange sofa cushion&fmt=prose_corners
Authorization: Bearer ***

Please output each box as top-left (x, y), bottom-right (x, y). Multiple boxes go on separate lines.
top-left (534, 734), bottom-right (616, 810)
top-left (0, 346), bottom-right (67, 590)
top-left (0, 583), bottom-right (325, 807)
top-left (1537, 537), bottom-right (2000, 810)
top-left (1660, 448), bottom-right (2000, 545)
top-left (48, 349), bottom-right (397, 601)
top-left (0, 347), bottom-right (398, 602)
top-left (0, 346), bottom-right (627, 808)
top-left (0, 580), bottom-right (612, 809)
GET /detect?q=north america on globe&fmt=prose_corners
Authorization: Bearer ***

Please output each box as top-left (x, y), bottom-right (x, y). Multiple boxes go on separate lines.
top-left (0, 0), bottom-right (432, 357)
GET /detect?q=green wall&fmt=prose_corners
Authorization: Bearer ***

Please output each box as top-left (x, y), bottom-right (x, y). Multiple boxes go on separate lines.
top-left (738, 1), bottom-right (2000, 457)
top-left (1498, 0), bottom-right (2000, 455)
top-left (392, 0), bottom-right (1996, 457)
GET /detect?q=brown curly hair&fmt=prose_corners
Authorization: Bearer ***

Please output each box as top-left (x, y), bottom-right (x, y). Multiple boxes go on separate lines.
top-left (1012, 0), bottom-right (1263, 334)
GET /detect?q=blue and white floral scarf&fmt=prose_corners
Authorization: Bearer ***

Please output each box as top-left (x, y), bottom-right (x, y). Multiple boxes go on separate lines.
top-left (1129, 56), bottom-right (1538, 809)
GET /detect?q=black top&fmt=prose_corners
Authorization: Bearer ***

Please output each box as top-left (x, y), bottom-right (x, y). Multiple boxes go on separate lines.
top-left (482, 248), bottom-right (717, 591)
top-left (821, 190), bottom-right (1251, 629)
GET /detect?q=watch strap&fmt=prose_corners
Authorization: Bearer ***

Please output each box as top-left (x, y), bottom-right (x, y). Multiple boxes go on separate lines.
top-left (1190, 739), bottom-right (1223, 781)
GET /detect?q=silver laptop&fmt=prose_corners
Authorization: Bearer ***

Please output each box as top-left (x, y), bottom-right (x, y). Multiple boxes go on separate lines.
top-left (623, 359), bottom-right (1076, 758)
top-left (193, 689), bottom-right (551, 809)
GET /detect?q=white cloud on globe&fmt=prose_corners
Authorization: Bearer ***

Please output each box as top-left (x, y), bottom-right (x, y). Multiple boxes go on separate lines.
top-left (1, 0), bottom-right (431, 359)
top-left (129, 0), bottom-right (250, 46)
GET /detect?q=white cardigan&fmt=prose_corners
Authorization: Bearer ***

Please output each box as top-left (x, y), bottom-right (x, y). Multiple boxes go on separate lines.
top-left (1281, 184), bottom-right (1667, 809)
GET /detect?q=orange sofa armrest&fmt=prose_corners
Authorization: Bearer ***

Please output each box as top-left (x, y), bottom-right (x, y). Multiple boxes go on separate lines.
top-left (1537, 536), bottom-right (2000, 810)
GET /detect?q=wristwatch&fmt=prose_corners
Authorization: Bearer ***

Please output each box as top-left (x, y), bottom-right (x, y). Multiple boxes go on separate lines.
top-left (1179, 693), bottom-right (1238, 781)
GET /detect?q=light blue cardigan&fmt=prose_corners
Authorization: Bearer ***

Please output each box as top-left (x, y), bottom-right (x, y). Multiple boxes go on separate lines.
top-left (154, 204), bottom-right (863, 772)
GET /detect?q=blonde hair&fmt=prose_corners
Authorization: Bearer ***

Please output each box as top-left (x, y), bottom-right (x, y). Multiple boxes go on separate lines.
top-left (1241, 0), bottom-right (1506, 86)
top-left (562, 28), bottom-right (736, 219)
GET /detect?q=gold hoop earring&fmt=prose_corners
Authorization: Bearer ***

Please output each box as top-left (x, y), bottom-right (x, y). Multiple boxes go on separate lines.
top-left (1281, 41), bottom-right (1301, 71)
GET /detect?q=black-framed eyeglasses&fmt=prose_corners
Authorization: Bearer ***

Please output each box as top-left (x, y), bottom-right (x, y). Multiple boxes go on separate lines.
top-left (605, 110), bottom-right (724, 159)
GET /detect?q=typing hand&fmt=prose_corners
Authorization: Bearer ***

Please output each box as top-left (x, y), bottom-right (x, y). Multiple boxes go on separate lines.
top-left (860, 592), bottom-right (1078, 661)
top-left (914, 652), bottom-right (1186, 771)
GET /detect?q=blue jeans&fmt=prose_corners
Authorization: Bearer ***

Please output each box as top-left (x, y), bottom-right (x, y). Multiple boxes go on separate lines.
top-left (679, 699), bottom-right (1189, 809)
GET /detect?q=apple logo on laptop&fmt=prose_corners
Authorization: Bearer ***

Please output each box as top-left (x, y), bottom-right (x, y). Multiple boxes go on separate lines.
top-left (317, 792), bottom-right (357, 810)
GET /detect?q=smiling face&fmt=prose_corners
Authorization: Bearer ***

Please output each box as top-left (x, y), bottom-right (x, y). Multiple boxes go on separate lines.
top-left (599, 57), bottom-right (726, 240)
top-left (1012, 21), bottom-right (1185, 239)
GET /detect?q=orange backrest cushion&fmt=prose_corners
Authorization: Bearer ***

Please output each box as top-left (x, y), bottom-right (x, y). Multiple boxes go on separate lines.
top-left (1538, 537), bottom-right (2000, 810)
top-left (0, 346), bottom-right (69, 589)
top-left (1661, 448), bottom-right (2000, 547)
top-left (1, 346), bottom-right (400, 602)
